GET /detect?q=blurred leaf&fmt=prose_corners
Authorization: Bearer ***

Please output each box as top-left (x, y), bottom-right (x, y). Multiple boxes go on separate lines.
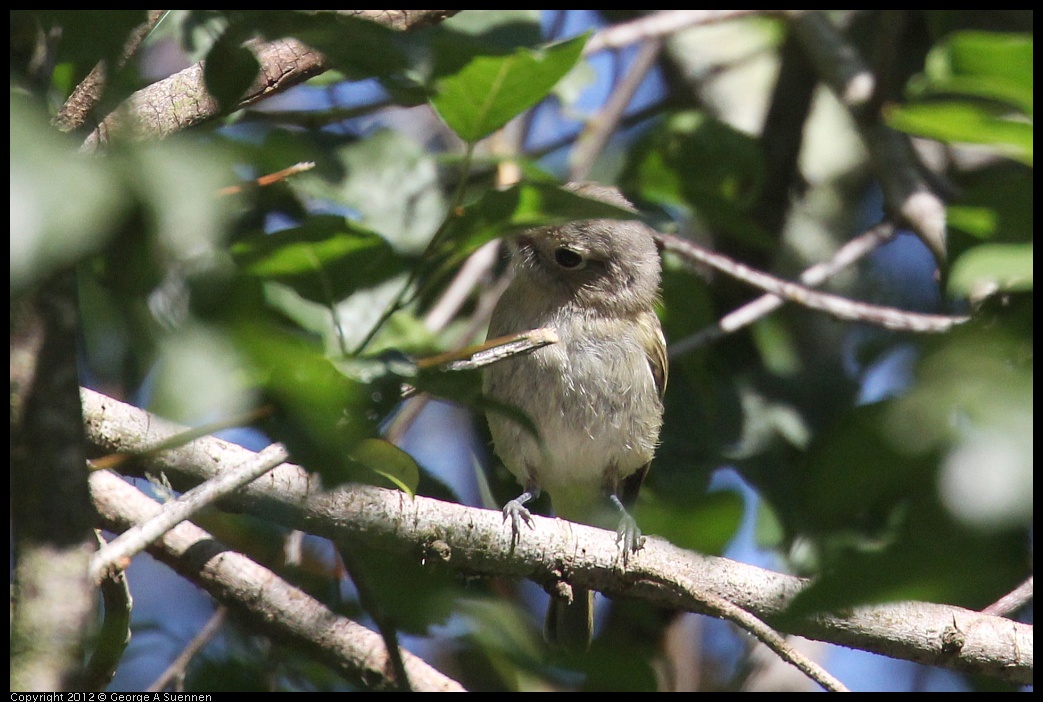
top-left (13, 11), bottom-right (148, 86)
top-left (783, 321), bottom-right (1031, 615)
top-left (635, 490), bottom-right (744, 555)
top-left (919, 31), bottom-right (1032, 114)
top-left (621, 111), bottom-right (767, 246)
top-left (125, 138), bottom-right (239, 261)
top-left (946, 205), bottom-right (998, 238)
top-left (948, 243), bottom-right (1033, 296)
top-left (297, 129), bottom-right (447, 254)
top-left (347, 438), bottom-right (420, 496)
top-left (249, 11), bottom-right (411, 82)
top-left (440, 181), bottom-right (641, 256)
top-left (235, 324), bottom-right (397, 489)
top-left (441, 10), bottom-right (543, 49)
top-left (231, 215), bottom-right (407, 304)
top-left (946, 164), bottom-right (1033, 259)
top-left (150, 322), bottom-right (257, 425)
top-left (341, 541), bottom-right (460, 634)
top-left (11, 95), bottom-right (126, 290)
top-left (430, 33), bottom-right (588, 142)
top-left (885, 101), bottom-right (1032, 165)
top-left (459, 598), bottom-right (544, 663)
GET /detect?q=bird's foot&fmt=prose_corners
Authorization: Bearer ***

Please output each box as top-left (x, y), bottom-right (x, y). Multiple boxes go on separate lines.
top-left (611, 495), bottom-right (646, 566)
top-left (502, 488), bottom-right (538, 545)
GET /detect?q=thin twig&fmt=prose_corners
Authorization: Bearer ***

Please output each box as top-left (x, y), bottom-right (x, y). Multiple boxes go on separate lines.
top-left (584, 10), bottom-right (766, 55)
top-left (669, 221), bottom-right (897, 356)
top-left (569, 39), bottom-right (663, 181)
top-left (83, 531), bottom-right (134, 692)
top-left (980, 576), bottom-right (1033, 618)
top-left (658, 229), bottom-right (967, 335)
top-left (784, 10), bottom-right (947, 265)
top-left (422, 241), bottom-right (501, 332)
top-left (216, 161), bottom-right (316, 196)
top-left (415, 328), bottom-right (559, 372)
top-left (684, 584), bottom-right (849, 692)
top-left (147, 607), bottom-right (229, 693)
top-left (89, 443), bottom-right (290, 582)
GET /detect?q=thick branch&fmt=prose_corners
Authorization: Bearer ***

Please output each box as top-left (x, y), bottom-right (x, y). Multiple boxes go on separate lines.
top-left (89, 470), bottom-right (464, 692)
top-left (81, 389), bottom-right (1033, 685)
top-left (82, 10), bottom-right (458, 150)
top-left (10, 276), bottom-right (97, 692)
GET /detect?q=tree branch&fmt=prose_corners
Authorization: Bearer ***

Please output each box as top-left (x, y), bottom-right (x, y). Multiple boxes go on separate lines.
top-left (81, 388), bottom-right (1033, 685)
top-left (10, 276), bottom-right (97, 692)
top-left (784, 10), bottom-right (948, 265)
top-left (89, 470), bottom-right (465, 692)
top-left (657, 229), bottom-right (967, 333)
top-left (82, 10), bottom-right (459, 150)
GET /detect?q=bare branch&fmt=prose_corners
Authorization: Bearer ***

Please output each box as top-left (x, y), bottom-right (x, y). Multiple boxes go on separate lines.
top-left (569, 38), bottom-right (663, 181)
top-left (657, 230), bottom-right (968, 334)
top-left (785, 11), bottom-right (948, 264)
top-left (81, 389), bottom-right (1033, 685)
top-left (90, 470), bottom-right (465, 692)
top-left (147, 608), bottom-right (228, 693)
top-left (82, 11), bottom-right (459, 150)
top-left (669, 221), bottom-right (897, 356)
top-left (981, 577), bottom-right (1034, 619)
top-left (585, 10), bottom-right (765, 55)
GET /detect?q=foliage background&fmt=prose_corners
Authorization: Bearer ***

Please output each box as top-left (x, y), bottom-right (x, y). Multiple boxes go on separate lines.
top-left (10, 9), bottom-right (1032, 692)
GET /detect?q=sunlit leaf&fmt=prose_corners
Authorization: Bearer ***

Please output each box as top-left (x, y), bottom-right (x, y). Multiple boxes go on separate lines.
top-left (885, 101), bottom-right (1032, 165)
top-left (231, 216), bottom-right (407, 304)
top-left (920, 31), bottom-right (1032, 114)
top-left (949, 243), bottom-right (1033, 296)
top-left (348, 438), bottom-right (421, 495)
top-left (430, 33), bottom-right (588, 142)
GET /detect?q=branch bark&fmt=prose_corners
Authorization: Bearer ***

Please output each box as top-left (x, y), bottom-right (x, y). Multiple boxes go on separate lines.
top-left (10, 276), bottom-right (97, 692)
top-left (81, 10), bottom-right (459, 151)
top-left (90, 470), bottom-right (465, 691)
top-left (81, 388), bottom-right (1033, 686)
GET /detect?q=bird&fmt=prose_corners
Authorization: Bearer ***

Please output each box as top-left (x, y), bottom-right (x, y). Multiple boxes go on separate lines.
top-left (482, 182), bottom-right (667, 649)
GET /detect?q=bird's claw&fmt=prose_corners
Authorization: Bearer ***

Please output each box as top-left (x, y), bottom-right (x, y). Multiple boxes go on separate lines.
top-left (615, 513), bottom-right (645, 566)
top-left (503, 498), bottom-right (535, 542)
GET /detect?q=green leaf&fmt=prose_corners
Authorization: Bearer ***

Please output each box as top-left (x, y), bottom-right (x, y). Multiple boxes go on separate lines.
top-left (231, 216), bottom-right (407, 304)
top-left (634, 490), bottom-right (744, 555)
top-left (946, 205), bottom-right (998, 239)
top-left (235, 324), bottom-right (402, 489)
top-left (620, 111), bottom-right (768, 247)
top-left (440, 181), bottom-right (642, 256)
top-left (948, 243), bottom-right (1033, 296)
top-left (921, 31), bottom-right (1032, 114)
top-left (885, 101), bottom-right (1033, 165)
top-left (348, 438), bottom-right (421, 495)
top-left (430, 33), bottom-right (589, 142)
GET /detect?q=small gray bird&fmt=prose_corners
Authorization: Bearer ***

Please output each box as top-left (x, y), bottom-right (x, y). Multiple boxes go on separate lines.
top-left (483, 182), bottom-right (667, 649)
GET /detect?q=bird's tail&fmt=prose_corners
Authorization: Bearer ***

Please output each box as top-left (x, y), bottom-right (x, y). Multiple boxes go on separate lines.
top-left (544, 587), bottom-right (594, 650)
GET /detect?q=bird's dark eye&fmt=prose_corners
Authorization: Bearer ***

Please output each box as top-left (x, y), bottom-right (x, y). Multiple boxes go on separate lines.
top-left (554, 247), bottom-right (585, 269)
